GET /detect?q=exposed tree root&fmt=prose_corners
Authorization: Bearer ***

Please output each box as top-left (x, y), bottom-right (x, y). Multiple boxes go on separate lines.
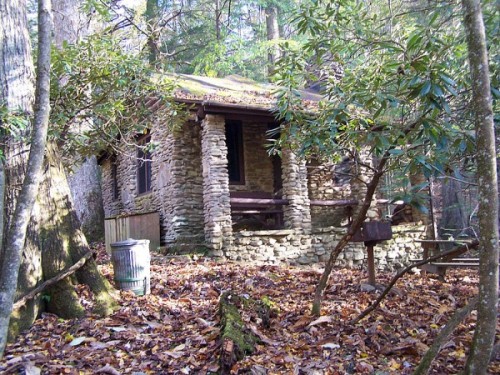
top-left (13, 251), bottom-right (93, 311)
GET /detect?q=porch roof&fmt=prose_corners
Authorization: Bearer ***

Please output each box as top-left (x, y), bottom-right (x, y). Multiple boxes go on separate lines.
top-left (167, 74), bottom-right (322, 118)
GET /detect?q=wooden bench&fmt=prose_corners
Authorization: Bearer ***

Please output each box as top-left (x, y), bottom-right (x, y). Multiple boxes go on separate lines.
top-left (419, 258), bottom-right (479, 276)
top-left (414, 239), bottom-right (479, 278)
top-left (230, 191), bottom-right (287, 229)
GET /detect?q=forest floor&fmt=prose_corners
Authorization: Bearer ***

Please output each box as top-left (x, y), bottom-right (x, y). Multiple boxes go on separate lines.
top-left (1, 244), bottom-right (499, 375)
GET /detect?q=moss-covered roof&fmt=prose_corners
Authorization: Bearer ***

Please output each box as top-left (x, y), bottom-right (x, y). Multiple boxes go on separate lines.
top-left (168, 74), bottom-right (321, 111)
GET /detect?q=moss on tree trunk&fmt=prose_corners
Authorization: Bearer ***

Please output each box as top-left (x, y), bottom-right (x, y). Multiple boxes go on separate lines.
top-left (38, 143), bottom-right (117, 318)
top-left (7, 225), bottom-right (43, 340)
top-left (218, 291), bottom-right (276, 373)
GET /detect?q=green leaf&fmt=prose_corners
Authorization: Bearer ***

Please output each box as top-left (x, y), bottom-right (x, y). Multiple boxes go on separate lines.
top-left (431, 84), bottom-right (444, 97)
top-left (415, 155), bottom-right (427, 165)
top-left (389, 149), bottom-right (404, 156)
top-left (420, 81), bottom-right (431, 96)
top-left (407, 33), bottom-right (423, 51)
top-left (491, 86), bottom-right (500, 99)
top-left (438, 72), bottom-right (456, 86)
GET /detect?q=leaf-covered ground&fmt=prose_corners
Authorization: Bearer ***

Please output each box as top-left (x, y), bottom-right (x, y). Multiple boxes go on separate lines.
top-left (1, 244), bottom-right (498, 374)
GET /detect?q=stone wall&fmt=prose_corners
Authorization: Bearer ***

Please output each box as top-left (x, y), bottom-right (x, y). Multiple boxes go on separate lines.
top-left (231, 122), bottom-right (275, 193)
top-left (160, 121), bottom-right (204, 245)
top-left (228, 224), bottom-right (426, 270)
top-left (100, 112), bottom-right (426, 270)
top-left (100, 118), bottom-right (205, 247)
top-left (228, 229), bottom-right (310, 263)
top-left (307, 161), bottom-right (353, 227)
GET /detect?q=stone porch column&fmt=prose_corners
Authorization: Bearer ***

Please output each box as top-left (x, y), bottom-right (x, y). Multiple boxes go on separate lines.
top-left (351, 149), bottom-right (380, 221)
top-left (281, 148), bottom-right (312, 232)
top-left (201, 114), bottom-right (233, 256)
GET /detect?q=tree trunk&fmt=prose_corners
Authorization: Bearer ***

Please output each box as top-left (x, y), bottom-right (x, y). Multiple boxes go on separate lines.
top-left (440, 177), bottom-right (465, 239)
top-left (46, 0), bottom-right (117, 317)
top-left (0, 162), bottom-right (4, 256)
top-left (265, 5), bottom-right (280, 77)
top-left (461, 0), bottom-right (499, 373)
top-left (7, 224), bottom-right (43, 342)
top-left (53, 0), bottom-right (105, 244)
top-left (68, 158), bottom-right (105, 243)
top-left (0, 0), bottom-right (51, 357)
top-left (52, 0), bottom-right (85, 46)
top-left (40, 143), bottom-right (118, 317)
top-left (215, 0), bottom-right (222, 41)
top-left (145, 0), bottom-right (159, 66)
top-left (218, 291), bottom-right (262, 373)
top-left (39, 143), bottom-right (85, 318)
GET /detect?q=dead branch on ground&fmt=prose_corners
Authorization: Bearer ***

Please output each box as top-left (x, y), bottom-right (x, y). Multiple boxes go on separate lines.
top-left (351, 240), bottom-right (479, 325)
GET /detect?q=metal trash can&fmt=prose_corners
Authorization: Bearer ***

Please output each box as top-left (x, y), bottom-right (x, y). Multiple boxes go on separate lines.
top-left (110, 238), bottom-right (150, 296)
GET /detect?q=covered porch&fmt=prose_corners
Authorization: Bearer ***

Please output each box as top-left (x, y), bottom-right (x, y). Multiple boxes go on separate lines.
top-left (198, 108), bottom-right (312, 256)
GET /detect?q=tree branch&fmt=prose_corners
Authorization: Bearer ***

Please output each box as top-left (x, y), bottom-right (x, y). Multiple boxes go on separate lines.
top-left (412, 296), bottom-right (478, 375)
top-left (351, 240), bottom-right (479, 325)
top-left (13, 251), bottom-right (93, 311)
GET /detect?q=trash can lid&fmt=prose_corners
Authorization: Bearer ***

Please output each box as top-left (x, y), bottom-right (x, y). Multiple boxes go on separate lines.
top-left (110, 238), bottom-right (150, 247)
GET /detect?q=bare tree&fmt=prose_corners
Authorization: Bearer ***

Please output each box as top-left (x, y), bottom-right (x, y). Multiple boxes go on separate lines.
top-left (265, 5), bottom-right (280, 77)
top-left (0, 0), bottom-right (52, 357)
top-left (462, 0), bottom-right (498, 373)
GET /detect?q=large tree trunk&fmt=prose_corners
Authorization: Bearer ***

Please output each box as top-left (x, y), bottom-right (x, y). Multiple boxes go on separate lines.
top-left (440, 178), bottom-right (466, 238)
top-left (39, 143), bottom-right (117, 317)
top-left (145, 0), bottom-right (160, 66)
top-left (461, 0), bottom-right (499, 373)
top-left (265, 5), bottom-right (280, 77)
top-left (52, 0), bottom-right (84, 46)
top-left (68, 158), bottom-right (105, 243)
top-left (39, 143), bottom-right (85, 318)
top-left (53, 0), bottom-right (105, 244)
top-left (42, 0), bottom-right (116, 317)
top-left (0, 0), bottom-right (51, 357)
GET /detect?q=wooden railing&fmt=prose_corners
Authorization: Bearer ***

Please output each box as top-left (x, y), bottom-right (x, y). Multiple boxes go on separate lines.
top-left (229, 192), bottom-right (392, 230)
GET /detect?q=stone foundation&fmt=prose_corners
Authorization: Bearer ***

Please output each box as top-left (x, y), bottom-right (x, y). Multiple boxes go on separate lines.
top-left (101, 112), bottom-right (426, 271)
top-left (227, 224), bottom-right (426, 270)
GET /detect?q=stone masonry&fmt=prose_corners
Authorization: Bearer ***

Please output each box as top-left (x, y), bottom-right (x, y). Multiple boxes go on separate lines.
top-left (160, 120), bottom-right (205, 245)
top-left (101, 118), bottom-right (205, 248)
top-left (307, 160), bottom-right (353, 227)
top-left (201, 114), bottom-right (233, 255)
top-left (101, 108), bottom-right (428, 270)
top-left (227, 224), bottom-right (426, 270)
top-left (281, 148), bottom-right (312, 232)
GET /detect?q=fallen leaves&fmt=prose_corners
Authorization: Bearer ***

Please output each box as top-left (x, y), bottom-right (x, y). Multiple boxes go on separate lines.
top-left (1, 244), bottom-right (497, 374)
top-left (307, 315), bottom-right (334, 328)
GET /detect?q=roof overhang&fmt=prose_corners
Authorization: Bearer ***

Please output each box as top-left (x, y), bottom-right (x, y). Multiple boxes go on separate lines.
top-left (175, 98), bottom-right (278, 122)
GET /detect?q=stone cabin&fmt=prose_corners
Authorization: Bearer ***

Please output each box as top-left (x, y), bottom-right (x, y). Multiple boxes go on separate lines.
top-left (99, 74), bottom-right (425, 269)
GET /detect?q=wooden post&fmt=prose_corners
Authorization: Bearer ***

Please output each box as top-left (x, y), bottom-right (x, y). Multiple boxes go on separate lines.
top-left (366, 241), bottom-right (376, 286)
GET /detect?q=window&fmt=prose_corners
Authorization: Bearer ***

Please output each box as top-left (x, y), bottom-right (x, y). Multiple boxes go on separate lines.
top-left (226, 120), bottom-right (244, 184)
top-left (111, 156), bottom-right (119, 200)
top-left (137, 135), bottom-right (152, 194)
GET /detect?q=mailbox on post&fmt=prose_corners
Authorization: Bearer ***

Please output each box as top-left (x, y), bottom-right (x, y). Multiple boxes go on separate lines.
top-left (351, 221), bottom-right (392, 244)
top-left (351, 221), bottom-right (393, 286)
